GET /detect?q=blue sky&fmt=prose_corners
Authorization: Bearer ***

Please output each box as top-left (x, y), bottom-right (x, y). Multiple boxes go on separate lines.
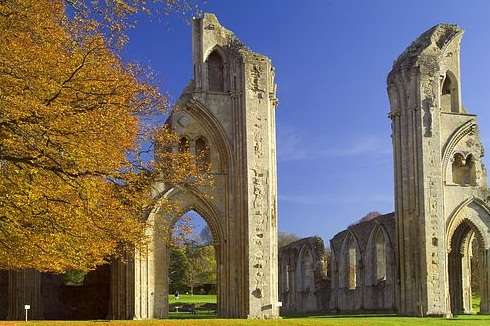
top-left (124, 0), bottom-right (490, 243)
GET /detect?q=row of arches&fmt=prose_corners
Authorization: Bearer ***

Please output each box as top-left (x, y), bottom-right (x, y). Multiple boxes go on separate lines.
top-left (442, 121), bottom-right (485, 188)
top-left (339, 226), bottom-right (392, 290)
top-left (452, 153), bottom-right (477, 186)
top-left (330, 215), bottom-right (396, 312)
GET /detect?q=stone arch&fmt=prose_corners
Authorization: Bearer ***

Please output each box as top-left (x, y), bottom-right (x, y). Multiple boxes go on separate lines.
top-left (295, 245), bottom-right (316, 312)
top-left (452, 152), bottom-right (477, 186)
top-left (205, 48), bottom-right (225, 92)
top-left (442, 121), bottom-right (478, 183)
top-left (441, 70), bottom-right (460, 113)
top-left (144, 95), bottom-right (233, 319)
top-left (446, 198), bottom-right (490, 251)
top-left (146, 185), bottom-right (226, 318)
top-left (181, 98), bottom-right (232, 173)
top-left (365, 225), bottom-right (391, 285)
top-left (161, 186), bottom-right (225, 244)
top-left (339, 232), bottom-right (361, 290)
top-left (446, 198), bottom-right (490, 314)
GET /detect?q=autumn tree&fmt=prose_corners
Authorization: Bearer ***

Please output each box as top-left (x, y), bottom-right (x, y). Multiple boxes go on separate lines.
top-left (0, 0), bottom-right (205, 272)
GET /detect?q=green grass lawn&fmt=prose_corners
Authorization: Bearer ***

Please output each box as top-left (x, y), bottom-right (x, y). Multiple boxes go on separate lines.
top-left (6, 314), bottom-right (490, 326)
top-left (473, 293), bottom-right (481, 314)
top-left (168, 294), bottom-right (217, 319)
top-left (168, 294), bottom-right (217, 305)
top-left (7, 295), bottom-right (490, 326)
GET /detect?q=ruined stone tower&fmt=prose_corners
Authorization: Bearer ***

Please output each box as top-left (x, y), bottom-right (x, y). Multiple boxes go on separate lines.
top-left (134, 13), bottom-right (280, 319)
top-left (388, 24), bottom-right (490, 316)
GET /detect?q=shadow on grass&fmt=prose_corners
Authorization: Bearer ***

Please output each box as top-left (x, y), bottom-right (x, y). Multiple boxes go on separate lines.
top-left (168, 311), bottom-right (217, 320)
top-left (282, 313), bottom-right (398, 319)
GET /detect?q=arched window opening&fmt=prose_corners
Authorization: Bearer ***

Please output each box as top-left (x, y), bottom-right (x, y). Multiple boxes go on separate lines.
top-left (169, 210), bottom-right (217, 318)
top-left (374, 229), bottom-right (387, 282)
top-left (452, 153), bottom-right (476, 186)
top-left (347, 237), bottom-right (357, 290)
top-left (195, 137), bottom-right (210, 170)
top-left (207, 50), bottom-right (224, 92)
top-left (178, 136), bottom-right (190, 153)
top-left (285, 264), bottom-right (291, 292)
top-left (301, 249), bottom-right (314, 292)
top-left (441, 73), bottom-right (459, 113)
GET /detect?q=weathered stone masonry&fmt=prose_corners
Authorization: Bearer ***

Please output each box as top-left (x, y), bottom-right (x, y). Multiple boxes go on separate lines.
top-left (3, 13), bottom-right (280, 320)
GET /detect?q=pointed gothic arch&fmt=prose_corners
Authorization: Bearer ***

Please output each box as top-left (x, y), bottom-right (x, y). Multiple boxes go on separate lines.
top-left (446, 198), bottom-right (490, 314)
top-left (365, 225), bottom-right (390, 285)
top-left (441, 70), bottom-right (460, 113)
top-left (340, 232), bottom-right (361, 290)
top-left (206, 49), bottom-right (225, 92)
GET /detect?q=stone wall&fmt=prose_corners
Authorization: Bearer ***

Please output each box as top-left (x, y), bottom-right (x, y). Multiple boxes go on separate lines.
top-left (278, 237), bottom-right (329, 314)
top-left (329, 213), bottom-right (397, 313)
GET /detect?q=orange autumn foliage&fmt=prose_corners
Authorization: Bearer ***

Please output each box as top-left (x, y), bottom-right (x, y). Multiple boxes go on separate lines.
top-left (0, 0), bottom-right (206, 272)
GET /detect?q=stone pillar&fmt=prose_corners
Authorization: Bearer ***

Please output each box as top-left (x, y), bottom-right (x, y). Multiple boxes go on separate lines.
top-left (243, 53), bottom-right (279, 319)
top-left (7, 270), bottom-right (42, 320)
top-left (133, 245), bottom-right (158, 319)
top-left (215, 242), bottom-right (225, 315)
top-left (462, 250), bottom-right (472, 314)
top-left (480, 249), bottom-right (490, 314)
top-left (110, 258), bottom-right (135, 319)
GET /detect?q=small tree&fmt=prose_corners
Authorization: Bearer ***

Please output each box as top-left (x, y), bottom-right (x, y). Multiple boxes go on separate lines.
top-left (169, 247), bottom-right (190, 294)
top-left (184, 242), bottom-right (216, 294)
top-left (278, 231), bottom-right (301, 248)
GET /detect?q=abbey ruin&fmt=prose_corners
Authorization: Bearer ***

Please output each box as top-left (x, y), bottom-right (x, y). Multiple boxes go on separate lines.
top-left (1, 13), bottom-right (279, 320)
top-left (1, 15), bottom-right (490, 321)
top-left (279, 24), bottom-right (490, 317)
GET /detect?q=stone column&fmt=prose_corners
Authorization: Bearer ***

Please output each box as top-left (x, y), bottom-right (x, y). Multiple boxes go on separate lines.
top-left (462, 250), bottom-right (472, 314)
top-left (133, 245), bottom-right (158, 319)
top-left (243, 55), bottom-right (279, 319)
top-left (110, 257), bottom-right (135, 319)
top-left (214, 242), bottom-right (225, 316)
top-left (7, 270), bottom-right (42, 320)
top-left (480, 249), bottom-right (490, 314)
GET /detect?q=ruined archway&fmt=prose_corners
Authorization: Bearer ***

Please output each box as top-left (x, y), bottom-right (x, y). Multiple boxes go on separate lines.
top-left (447, 200), bottom-right (490, 314)
top-left (145, 186), bottom-right (226, 318)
